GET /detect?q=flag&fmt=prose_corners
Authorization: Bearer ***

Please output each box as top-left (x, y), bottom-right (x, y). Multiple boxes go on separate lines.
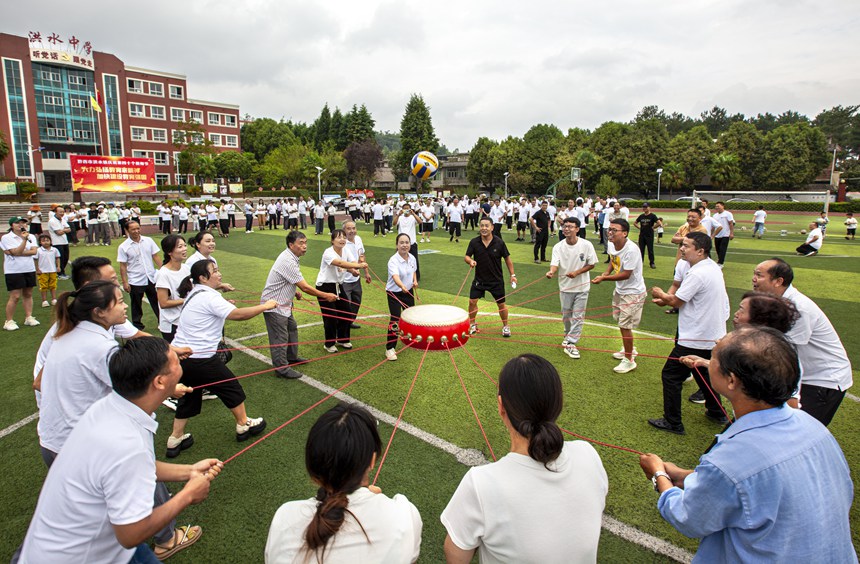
top-left (90, 95), bottom-right (102, 112)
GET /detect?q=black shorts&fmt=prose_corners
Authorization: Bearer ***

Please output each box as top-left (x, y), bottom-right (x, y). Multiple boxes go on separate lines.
top-left (517, 221), bottom-right (528, 231)
top-left (5, 272), bottom-right (36, 292)
top-left (422, 222), bottom-right (434, 232)
top-left (176, 355), bottom-right (246, 419)
top-left (469, 280), bottom-right (506, 303)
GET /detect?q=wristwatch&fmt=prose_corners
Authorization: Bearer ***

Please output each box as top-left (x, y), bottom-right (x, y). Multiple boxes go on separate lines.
top-left (651, 471), bottom-right (671, 492)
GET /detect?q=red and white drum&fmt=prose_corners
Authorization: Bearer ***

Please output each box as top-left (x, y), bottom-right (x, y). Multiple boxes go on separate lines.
top-left (398, 304), bottom-right (471, 350)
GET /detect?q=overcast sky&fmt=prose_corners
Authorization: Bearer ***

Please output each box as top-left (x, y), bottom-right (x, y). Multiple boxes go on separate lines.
top-left (6, 0), bottom-right (859, 151)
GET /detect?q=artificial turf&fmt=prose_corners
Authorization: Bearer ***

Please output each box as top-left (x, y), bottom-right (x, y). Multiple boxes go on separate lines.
top-left (1, 207), bottom-right (857, 562)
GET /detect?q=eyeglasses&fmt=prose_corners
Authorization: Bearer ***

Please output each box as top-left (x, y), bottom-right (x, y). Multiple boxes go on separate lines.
top-left (607, 228), bottom-right (621, 233)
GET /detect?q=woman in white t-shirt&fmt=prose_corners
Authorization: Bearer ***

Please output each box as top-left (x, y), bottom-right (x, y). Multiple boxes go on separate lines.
top-left (442, 354), bottom-right (608, 563)
top-left (266, 403), bottom-right (422, 564)
top-left (384, 234), bottom-right (417, 362)
top-left (155, 234), bottom-right (190, 342)
top-left (166, 259), bottom-right (277, 458)
top-left (315, 229), bottom-right (367, 353)
top-left (218, 203), bottom-right (230, 238)
top-left (27, 206), bottom-right (43, 235)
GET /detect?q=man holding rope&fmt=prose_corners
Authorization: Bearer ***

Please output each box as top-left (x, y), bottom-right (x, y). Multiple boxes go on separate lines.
top-left (261, 231), bottom-right (337, 379)
top-left (465, 218), bottom-right (517, 338)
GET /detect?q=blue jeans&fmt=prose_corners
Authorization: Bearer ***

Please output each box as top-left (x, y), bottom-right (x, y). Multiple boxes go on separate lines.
top-left (130, 543), bottom-right (161, 564)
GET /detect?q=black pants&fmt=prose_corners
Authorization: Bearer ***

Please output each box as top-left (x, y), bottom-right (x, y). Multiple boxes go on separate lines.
top-left (661, 343), bottom-right (723, 427)
top-left (341, 280), bottom-right (363, 327)
top-left (179, 219), bottom-right (188, 233)
top-left (800, 384), bottom-right (845, 426)
top-left (493, 223), bottom-right (502, 238)
top-left (245, 214), bottom-right (254, 231)
top-left (229, 214), bottom-right (237, 228)
top-left (387, 290), bottom-right (415, 350)
top-left (54, 244), bottom-right (69, 276)
top-left (328, 216), bottom-right (336, 233)
top-left (639, 233), bottom-right (655, 266)
top-left (796, 243), bottom-right (818, 254)
top-left (68, 221), bottom-right (80, 244)
top-left (449, 221), bottom-right (461, 240)
top-left (161, 220), bottom-right (170, 235)
top-left (268, 214), bottom-right (278, 229)
top-left (176, 355), bottom-right (246, 419)
top-left (714, 237), bottom-right (730, 264)
top-left (316, 282), bottom-right (351, 347)
top-left (533, 230), bottom-right (549, 261)
top-left (374, 219), bottom-right (385, 235)
top-left (409, 243), bottom-right (420, 282)
top-left (506, 216), bottom-right (513, 229)
top-left (130, 281), bottom-right (160, 330)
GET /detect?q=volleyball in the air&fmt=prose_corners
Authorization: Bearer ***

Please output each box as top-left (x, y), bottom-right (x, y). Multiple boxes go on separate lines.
top-left (411, 151), bottom-right (439, 180)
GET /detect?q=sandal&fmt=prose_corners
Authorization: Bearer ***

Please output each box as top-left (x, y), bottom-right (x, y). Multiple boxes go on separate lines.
top-left (154, 524), bottom-right (202, 560)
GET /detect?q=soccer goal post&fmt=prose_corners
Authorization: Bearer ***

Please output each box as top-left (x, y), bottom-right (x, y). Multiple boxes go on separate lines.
top-left (691, 190), bottom-right (833, 213)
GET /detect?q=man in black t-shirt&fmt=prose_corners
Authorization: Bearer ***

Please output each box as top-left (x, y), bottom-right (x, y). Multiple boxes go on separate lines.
top-left (634, 203), bottom-right (660, 269)
top-left (465, 218), bottom-right (517, 338)
top-left (530, 201), bottom-right (551, 263)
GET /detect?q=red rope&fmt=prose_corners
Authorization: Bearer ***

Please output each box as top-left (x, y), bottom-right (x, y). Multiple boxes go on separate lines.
top-left (451, 265), bottom-right (474, 306)
top-left (693, 365), bottom-right (731, 420)
top-left (559, 426), bottom-right (644, 455)
top-left (445, 344), bottom-right (497, 461)
top-left (372, 343), bottom-right (430, 485)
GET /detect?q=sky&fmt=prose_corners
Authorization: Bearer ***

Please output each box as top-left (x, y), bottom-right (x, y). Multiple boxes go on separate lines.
top-left (6, 0), bottom-right (860, 152)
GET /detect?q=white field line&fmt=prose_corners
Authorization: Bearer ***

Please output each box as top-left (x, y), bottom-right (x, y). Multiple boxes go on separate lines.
top-left (0, 413), bottom-right (38, 439)
top-left (233, 314), bottom-right (387, 342)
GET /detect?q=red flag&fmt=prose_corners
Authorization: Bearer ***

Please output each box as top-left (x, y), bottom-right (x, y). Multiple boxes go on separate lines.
top-left (96, 85), bottom-right (103, 106)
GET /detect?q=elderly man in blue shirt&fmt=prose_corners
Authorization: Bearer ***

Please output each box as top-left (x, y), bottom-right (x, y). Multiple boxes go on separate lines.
top-left (639, 326), bottom-right (855, 563)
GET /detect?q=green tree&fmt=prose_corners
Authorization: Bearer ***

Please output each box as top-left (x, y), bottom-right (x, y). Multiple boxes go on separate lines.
top-left (594, 174), bottom-right (620, 197)
top-left (347, 104), bottom-right (376, 144)
top-left (716, 121), bottom-right (764, 188)
top-left (466, 137), bottom-right (498, 188)
top-left (628, 119), bottom-right (669, 195)
top-left (814, 105), bottom-right (860, 153)
top-left (748, 113), bottom-right (778, 134)
top-left (486, 136), bottom-right (526, 192)
top-left (240, 118), bottom-right (297, 161)
top-left (172, 120), bottom-right (217, 183)
top-left (700, 106), bottom-right (745, 137)
top-left (258, 144), bottom-right (313, 187)
top-left (214, 151), bottom-right (257, 181)
top-left (344, 139), bottom-right (383, 188)
top-left (330, 108), bottom-right (346, 151)
top-left (710, 152), bottom-right (742, 190)
top-left (396, 94), bottom-right (440, 189)
top-left (313, 104), bottom-right (331, 152)
top-left (661, 161), bottom-right (684, 198)
top-left (756, 123), bottom-right (829, 190)
top-left (522, 124), bottom-right (565, 192)
top-left (320, 148), bottom-right (348, 189)
top-left (573, 149), bottom-right (599, 192)
top-left (196, 155), bottom-right (217, 182)
top-left (668, 125), bottom-right (714, 188)
top-left (588, 121), bottom-right (631, 182)
top-left (375, 130), bottom-right (401, 157)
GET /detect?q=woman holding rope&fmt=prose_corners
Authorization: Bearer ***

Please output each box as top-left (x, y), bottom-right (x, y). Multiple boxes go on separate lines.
top-left (315, 228), bottom-right (368, 354)
top-left (166, 259), bottom-right (277, 458)
top-left (155, 234), bottom-right (190, 342)
top-left (441, 353), bottom-right (607, 563)
top-left (265, 403), bottom-right (422, 563)
top-left (384, 233), bottom-right (417, 362)
top-left (186, 230), bottom-right (234, 291)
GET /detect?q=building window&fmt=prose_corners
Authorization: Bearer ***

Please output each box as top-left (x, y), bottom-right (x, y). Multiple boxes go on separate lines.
top-left (208, 113), bottom-right (221, 126)
top-left (156, 173), bottom-right (170, 186)
top-left (189, 110), bottom-right (203, 124)
top-left (130, 103), bottom-right (145, 117)
top-left (70, 98), bottom-right (89, 109)
top-left (41, 70), bottom-right (61, 83)
top-left (43, 95), bottom-right (63, 106)
top-left (224, 115), bottom-right (237, 127)
top-left (73, 129), bottom-right (92, 140)
top-left (46, 127), bottom-right (67, 138)
top-left (133, 150), bottom-right (147, 158)
top-left (172, 130), bottom-right (186, 143)
top-left (225, 135), bottom-right (238, 147)
top-left (131, 127), bottom-right (145, 141)
top-left (68, 75), bottom-right (87, 86)
top-left (153, 151), bottom-right (168, 165)
top-left (209, 133), bottom-right (221, 146)
top-left (150, 105), bottom-right (165, 120)
top-left (103, 74), bottom-right (124, 157)
top-left (148, 82), bottom-right (164, 97)
top-left (190, 132), bottom-right (204, 144)
top-left (169, 85), bottom-right (184, 100)
top-left (151, 129), bottom-right (167, 143)
top-left (128, 79), bottom-right (143, 93)
top-left (171, 108), bottom-right (184, 121)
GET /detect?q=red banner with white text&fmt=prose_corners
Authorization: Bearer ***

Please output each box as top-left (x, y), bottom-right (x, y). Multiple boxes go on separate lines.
top-left (70, 155), bottom-right (156, 192)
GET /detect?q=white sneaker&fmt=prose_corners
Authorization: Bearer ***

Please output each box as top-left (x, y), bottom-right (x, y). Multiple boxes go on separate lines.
top-left (612, 347), bottom-right (637, 360)
top-left (385, 349), bottom-right (398, 361)
top-left (324, 345), bottom-right (337, 353)
top-left (613, 358), bottom-right (637, 373)
top-left (420, 238), bottom-right (426, 243)
top-left (51, 299), bottom-right (57, 305)
top-left (469, 323), bottom-right (479, 335)
top-left (502, 326), bottom-right (511, 338)
top-left (564, 344), bottom-right (580, 359)
top-left (24, 316), bottom-right (40, 326)
top-left (4, 320), bottom-right (19, 331)
top-left (236, 417), bottom-right (266, 441)
top-left (41, 300), bottom-right (50, 308)
top-left (339, 342), bottom-right (353, 349)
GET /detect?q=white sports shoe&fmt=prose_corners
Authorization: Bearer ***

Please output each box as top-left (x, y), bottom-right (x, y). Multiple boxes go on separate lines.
top-left (324, 345), bottom-right (337, 353)
top-left (41, 301), bottom-right (50, 308)
top-left (502, 326), bottom-right (511, 338)
top-left (564, 344), bottom-right (580, 359)
top-left (469, 323), bottom-right (479, 335)
top-left (612, 347), bottom-right (637, 360)
top-left (24, 316), bottom-right (40, 326)
top-left (613, 358), bottom-right (637, 373)
top-left (385, 349), bottom-right (398, 361)
top-left (4, 320), bottom-right (19, 331)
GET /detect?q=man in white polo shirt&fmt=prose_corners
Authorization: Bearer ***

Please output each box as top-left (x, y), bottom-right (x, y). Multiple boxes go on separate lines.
top-left (118, 221), bottom-right (162, 331)
top-left (343, 220), bottom-right (371, 331)
top-left (47, 207), bottom-right (71, 280)
top-left (547, 217), bottom-right (597, 359)
top-left (649, 232), bottom-right (729, 434)
top-left (20, 337), bottom-right (221, 563)
top-left (752, 258), bottom-right (852, 425)
top-left (711, 201), bottom-right (735, 267)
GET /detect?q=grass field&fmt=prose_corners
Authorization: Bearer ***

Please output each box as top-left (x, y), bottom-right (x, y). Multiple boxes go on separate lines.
top-left (1, 207), bottom-right (858, 562)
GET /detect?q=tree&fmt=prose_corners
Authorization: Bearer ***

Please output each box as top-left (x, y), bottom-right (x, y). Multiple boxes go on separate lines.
top-left (756, 123), bottom-right (829, 190)
top-left (346, 104), bottom-right (376, 145)
top-left (313, 104), bottom-right (331, 152)
top-left (396, 94), bottom-right (439, 188)
top-left (486, 136), bottom-right (526, 192)
top-left (196, 155), bottom-right (217, 182)
top-left (344, 139), bottom-right (383, 188)
top-left (588, 121), bottom-right (632, 182)
top-left (573, 149), bottom-right (599, 192)
top-left (594, 174), bottom-right (620, 197)
top-left (330, 109), bottom-right (346, 151)
top-left (258, 144), bottom-right (313, 187)
top-left (716, 121), bottom-right (764, 187)
top-left (628, 119), bottom-right (669, 195)
top-left (699, 106), bottom-right (745, 137)
top-left (466, 137), bottom-right (498, 188)
top-left (172, 120), bottom-right (217, 183)
top-left (668, 125), bottom-right (714, 188)
top-left (710, 153), bottom-right (742, 190)
top-left (522, 124), bottom-right (565, 192)
top-left (215, 151), bottom-right (257, 181)
top-left (748, 112), bottom-right (778, 134)
top-left (0, 129), bottom-right (8, 163)
top-left (665, 112), bottom-right (697, 137)
top-left (319, 148), bottom-right (348, 189)
top-left (240, 118), bottom-right (297, 161)
top-left (661, 161), bottom-right (684, 197)
top-left (375, 130), bottom-right (401, 157)
top-left (814, 105), bottom-right (860, 153)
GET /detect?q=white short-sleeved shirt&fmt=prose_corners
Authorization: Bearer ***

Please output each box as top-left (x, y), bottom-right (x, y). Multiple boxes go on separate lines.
top-left (185, 251), bottom-right (216, 269)
top-left (712, 211), bottom-right (735, 238)
top-left (178, 206), bottom-right (189, 220)
top-left (489, 205), bottom-right (504, 223)
top-left (396, 214), bottom-right (418, 244)
top-left (48, 216), bottom-right (69, 245)
top-left (441, 441), bottom-right (607, 564)
top-left (155, 264), bottom-right (191, 332)
top-left (27, 210), bottom-right (42, 224)
top-left (36, 246), bottom-right (60, 273)
top-left (38, 320), bottom-right (120, 453)
top-left (117, 236), bottom-right (160, 285)
top-left (265, 487), bottom-right (422, 564)
top-left (805, 227), bottom-right (823, 250)
top-left (20, 393), bottom-right (157, 564)
top-left (386, 252), bottom-right (417, 292)
top-left (607, 239), bottom-right (646, 295)
top-left (261, 249), bottom-right (304, 318)
top-left (674, 258), bottom-right (729, 350)
top-left (2, 232), bottom-right (38, 274)
top-left (447, 205), bottom-right (463, 223)
top-left (343, 236), bottom-right (365, 284)
top-left (172, 285), bottom-right (236, 359)
top-left (372, 203), bottom-right (384, 220)
top-left (551, 237), bottom-right (598, 293)
top-left (315, 247), bottom-right (347, 286)
top-left (753, 210), bottom-right (767, 223)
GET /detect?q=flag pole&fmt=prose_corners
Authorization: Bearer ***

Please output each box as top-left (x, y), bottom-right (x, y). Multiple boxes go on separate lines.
top-left (89, 97), bottom-right (98, 156)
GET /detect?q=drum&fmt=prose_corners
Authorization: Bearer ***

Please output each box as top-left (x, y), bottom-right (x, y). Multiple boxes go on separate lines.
top-left (398, 304), bottom-right (471, 350)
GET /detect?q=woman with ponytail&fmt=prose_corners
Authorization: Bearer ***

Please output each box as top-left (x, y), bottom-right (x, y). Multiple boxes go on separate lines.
top-left (442, 354), bottom-right (607, 563)
top-left (265, 403), bottom-right (422, 563)
top-left (155, 234), bottom-right (190, 342)
top-left (36, 280), bottom-right (128, 466)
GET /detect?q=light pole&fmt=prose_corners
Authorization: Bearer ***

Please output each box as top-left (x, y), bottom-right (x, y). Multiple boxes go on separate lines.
top-left (503, 171), bottom-right (510, 199)
top-left (656, 168), bottom-right (663, 201)
top-left (315, 166), bottom-right (325, 201)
